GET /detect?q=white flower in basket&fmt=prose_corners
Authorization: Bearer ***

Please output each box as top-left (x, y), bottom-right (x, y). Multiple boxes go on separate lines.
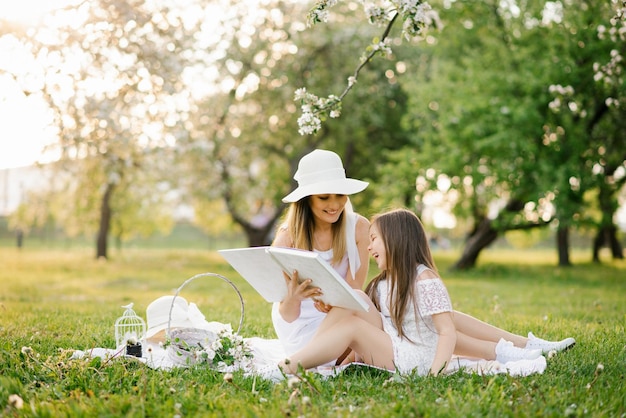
top-left (166, 327), bottom-right (252, 371)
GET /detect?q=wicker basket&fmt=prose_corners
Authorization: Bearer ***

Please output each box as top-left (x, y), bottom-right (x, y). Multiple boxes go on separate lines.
top-left (166, 328), bottom-right (219, 365)
top-left (164, 272), bottom-right (245, 367)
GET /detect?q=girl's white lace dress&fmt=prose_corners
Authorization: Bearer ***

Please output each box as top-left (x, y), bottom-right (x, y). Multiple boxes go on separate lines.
top-left (377, 264), bottom-right (453, 375)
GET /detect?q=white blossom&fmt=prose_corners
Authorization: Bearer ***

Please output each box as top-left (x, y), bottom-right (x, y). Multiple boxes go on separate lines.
top-left (294, 88), bottom-right (308, 101)
top-left (296, 0), bottom-right (440, 134)
top-left (307, 0), bottom-right (339, 26)
top-left (365, 5), bottom-right (388, 26)
top-left (297, 112), bottom-right (322, 135)
top-left (8, 394), bottom-right (24, 409)
top-left (204, 347), bottom-right (216, 361)
top-left (287, 376), bottom-right (301, 388)
top-left (211, 340), bottom-right (223, 351)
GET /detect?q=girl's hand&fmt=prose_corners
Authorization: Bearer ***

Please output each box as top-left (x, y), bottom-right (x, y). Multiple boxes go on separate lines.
top-left (313, 300), bottom-right (332, 313)
top-left (429, 311), bottom-right (456, 376)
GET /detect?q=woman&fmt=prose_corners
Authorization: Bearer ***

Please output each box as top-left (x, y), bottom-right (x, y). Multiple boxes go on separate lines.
top-left (271, 149), bottom-right (370, 364)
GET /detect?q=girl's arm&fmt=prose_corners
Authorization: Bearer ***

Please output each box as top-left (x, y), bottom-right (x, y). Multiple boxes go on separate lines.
top-left (430, 311), bottom-right (457, 375)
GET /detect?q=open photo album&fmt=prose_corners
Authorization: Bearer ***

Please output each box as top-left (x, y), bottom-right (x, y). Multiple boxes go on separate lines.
top-left (218, 246), bottom-right (369, 312)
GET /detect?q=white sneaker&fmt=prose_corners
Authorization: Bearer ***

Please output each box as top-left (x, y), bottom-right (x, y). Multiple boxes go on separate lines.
top-left (246, 364), bottom-right (287, 383)
top-left (525, 332), bottom-right (576, 354)
top-left (504, 355), bottom-right (547, 377)
top-left (495, 339), bottom-right (542, 364)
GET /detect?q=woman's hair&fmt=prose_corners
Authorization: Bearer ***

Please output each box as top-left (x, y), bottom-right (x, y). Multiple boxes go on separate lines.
top-left (365, 208), bottom-right (437, 339)
top-left (283, 197), bottom-right (347, 266)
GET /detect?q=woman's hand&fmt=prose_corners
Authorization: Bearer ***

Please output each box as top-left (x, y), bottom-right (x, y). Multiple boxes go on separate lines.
top-left (278, 270), bottom-right (323, 322)
top-left (285, 270), bottom-right (322, 300)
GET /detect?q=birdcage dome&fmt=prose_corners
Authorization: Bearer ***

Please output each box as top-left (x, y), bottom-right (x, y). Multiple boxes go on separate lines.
top-left (115, 303), bottom-right (147, 348)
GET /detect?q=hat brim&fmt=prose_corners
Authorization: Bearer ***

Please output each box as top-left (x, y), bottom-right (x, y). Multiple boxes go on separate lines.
top-left (145, 296), bottom-right (192, 340)
top-left (282, 179), bottom-right (369, 203)
top-left (145, 317), bottom-right (195, 340)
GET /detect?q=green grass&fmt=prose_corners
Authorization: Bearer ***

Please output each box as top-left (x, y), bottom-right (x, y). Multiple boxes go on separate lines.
top-left (0, 247), bottom-right (624, 417)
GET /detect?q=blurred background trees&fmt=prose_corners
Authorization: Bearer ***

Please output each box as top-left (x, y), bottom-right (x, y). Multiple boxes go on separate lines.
top-left (374, 0), bottom-right (625, 268)
top-left (1, 0), bottom-right (624, 267)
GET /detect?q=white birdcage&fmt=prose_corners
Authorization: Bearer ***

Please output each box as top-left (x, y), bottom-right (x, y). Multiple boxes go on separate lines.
top-left (114, 303), bottom-right (146, 348)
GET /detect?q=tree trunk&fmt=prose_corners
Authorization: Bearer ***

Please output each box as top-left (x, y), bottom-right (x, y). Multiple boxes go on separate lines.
top-left (592, 225), bottom-right (624, 262)
top-left (593, 175), bottom-right (624, 262)
top-left (245, 223), bottom-right (276, 247)
top-left (557, 226), bottom-right (570, 266)
top-left (452, 198), bottom-right (530, 270)
top-left (96, 182), bottom-right (115, 259)
top-left (16, 228), bottom-right (24, 249)
top-left (452, 217), bottom-right (499, 270)
top-left (610, 230), bottom-right (624, 259)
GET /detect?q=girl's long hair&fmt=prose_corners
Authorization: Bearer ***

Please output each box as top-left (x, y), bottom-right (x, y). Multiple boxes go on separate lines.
top-left (365, 209), bottom-right (437, 339)
top-left (284, 197), bottom-right (347, 265)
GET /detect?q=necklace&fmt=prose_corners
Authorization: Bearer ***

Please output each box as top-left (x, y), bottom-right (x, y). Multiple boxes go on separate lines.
top-left (313, 232), bottom-right (331, 251)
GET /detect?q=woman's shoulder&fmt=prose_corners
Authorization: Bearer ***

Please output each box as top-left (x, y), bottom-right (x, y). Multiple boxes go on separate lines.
top-left (272, 226), bottom-right (292, 247)
top-left (354, 214), bottom-right (370, 234)
top-left (355, 213), bottom-right (370, 226)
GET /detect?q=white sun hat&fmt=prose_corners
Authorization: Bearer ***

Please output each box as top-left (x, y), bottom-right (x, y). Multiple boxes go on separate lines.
top-left (145, 295), bottom-right (232, 343)
top-left (145, 295), bottom-right (195, 342)
top-left (282, 149), bottom-right (369, 203)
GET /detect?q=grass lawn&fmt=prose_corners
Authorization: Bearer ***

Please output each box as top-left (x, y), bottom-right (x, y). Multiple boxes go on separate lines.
top-left (0, 247), bottom-right (624, 417)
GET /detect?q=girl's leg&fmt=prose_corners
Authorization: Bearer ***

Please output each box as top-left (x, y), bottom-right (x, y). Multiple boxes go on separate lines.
top-left (454, 330), bottom-right (543, 363)
top-left (454, 331), bottom-right (497, 360)
top-left (280, 315), bottom-right (395, 373)
top-left (452, 310), bottom-right (527, 347)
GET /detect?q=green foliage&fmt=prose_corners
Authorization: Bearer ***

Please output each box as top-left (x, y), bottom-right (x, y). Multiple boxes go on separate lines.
top-left (378, 0), bottom-right (625, 241)
top-left (0, 248), bottom-right (624, 416)
top-left (3, 0), bottom-right (624, 260)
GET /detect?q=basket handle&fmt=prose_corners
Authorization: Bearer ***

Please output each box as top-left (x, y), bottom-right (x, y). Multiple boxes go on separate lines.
top-left (167, 272), bottom-right (245, 337)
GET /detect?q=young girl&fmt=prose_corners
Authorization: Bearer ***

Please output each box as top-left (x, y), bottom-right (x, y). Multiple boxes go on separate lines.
top-left (260, 209), bottom-right (573, 380)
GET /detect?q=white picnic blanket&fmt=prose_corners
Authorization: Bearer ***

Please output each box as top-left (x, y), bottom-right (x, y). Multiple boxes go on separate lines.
top-left (71, 334), bottom-right (546, 377)
top-left (71, 336), bottom-right (285, 371)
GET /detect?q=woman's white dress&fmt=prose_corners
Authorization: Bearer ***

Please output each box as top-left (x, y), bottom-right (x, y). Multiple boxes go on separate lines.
top-left (271, 248), bottom-right (349, 364)
top-left (377, 264), bottom-right (453, 375)
top-left (271, 212), bottom-right (360, 364)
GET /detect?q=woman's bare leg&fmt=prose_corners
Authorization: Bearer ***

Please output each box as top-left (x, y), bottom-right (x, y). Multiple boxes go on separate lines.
top-left (452, 310), bottom-right (527, 347)
top-left (301, 291), bottom-right (384, 367)
top-left (315, 290), bottom-right (383, 335)
top-left (280, 315), bottom-right (395, 373)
